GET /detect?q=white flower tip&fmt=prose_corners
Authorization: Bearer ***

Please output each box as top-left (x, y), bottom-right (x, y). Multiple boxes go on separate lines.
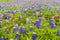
top-left (23, 26), bottom-right (25, 28)
top-left (10, 38), bottom-right (13, 40)
top-left (17, 32), bottom-right (19, 34)
top-left (1, 36), bottom-right (4, 38)
top-left (36, 19), bottom-right (39, 21)
top-left (33, 32), bottom-right (36, 34)
top-left (13, 27), bottom-right (16, 28)
top-left (24, 8), bottom-right (27, 11)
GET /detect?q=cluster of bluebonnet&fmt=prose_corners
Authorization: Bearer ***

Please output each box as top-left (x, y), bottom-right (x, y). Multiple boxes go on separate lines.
top-left (49, 18), bottom-right (56, 28)
top-left (0, 3), bottom-right (60, 40)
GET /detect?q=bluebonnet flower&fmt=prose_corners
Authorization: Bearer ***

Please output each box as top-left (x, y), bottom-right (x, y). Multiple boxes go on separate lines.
top-left (49, 18), bottom-right (56, 28)
top-left (57, 29), bottom-right (60, 36)
top-left (19, 27), bottom-right (25, 33)
top-left (6, 29), bottom-right (9, 34)
top-left (3, 13), bottom-right (8, 19)
top-left (13, 27), bottom-right (17, 33)
top-left (51, 24), bottom-right (56, 28)
top-left (34, 19), bottom-right (41, 28)
top-left (15, 9), bottom-right (19, 12)
top-left (3, 13), bottom-right (7, 16)
top-left (36, 7), bottom-right (40, 11)
top-left (0, 37), bottom-right (5, 40)
top-left (33, 8), bottom-right (36, 13)
top-left (32, 32), bottom-right (36, 40)
top-left (29, 26), bottom-right (32, 31)
top-left (15, 24), bottom-right (18, 28)
top-left (0, 6), bottom-right (3, 9)
top-left (11, 11), bottom-right (15, 14)
top-left (4, 16), bottom-right (8, 19)
top-left (49, 18), bottom-right (53, 22)
top-left (15, 32), bottom-right (20, 38)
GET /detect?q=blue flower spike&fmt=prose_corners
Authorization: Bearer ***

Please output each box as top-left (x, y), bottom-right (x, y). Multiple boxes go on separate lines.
top-left (0, 37), bottom-right (5, 40)
top-left (15, 32), bottom-right (20, 38)
top-left (35, 19), bottom-right (41, 28)
top-left (32, 32), bottom-right (36, 40)
top-left (13, 27), bottom-right (17, 33)
top-left (57, 29), bottom-right (60, 36)
top-left (19, 27), bottom-right (25, 33)
top-left (29, 26), bottom-right (32, 31)
top-left (49, 18), bottom-right (56, 28)
top-left (6, 29), bottom-right (9, 34)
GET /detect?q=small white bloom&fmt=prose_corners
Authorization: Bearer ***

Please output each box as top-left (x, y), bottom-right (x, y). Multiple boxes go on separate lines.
top-left (15, 24), bottom-right (18, 27)
top-left (30, 26), bottom-right (32, 27)
top-left (33, 32), bottom-right (36, 34)
top-left (10, 38), bottom-right (14, 40)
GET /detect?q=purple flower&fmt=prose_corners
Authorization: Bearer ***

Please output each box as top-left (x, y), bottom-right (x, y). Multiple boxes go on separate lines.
top-left (32, 32), bottom-right (36, 40)
top-left (49, 18), bottom-right (53, 22)
top-left (15, 9), bottom-right (19, 12)
top-left (0, 37), bottom-right (5, 40)
top-left (29, 26), bottom-right (32, 31)
top-left (34, 19), bottom-right (41, 28)
top-left (11, 11), bottom-right (14, 14)
top-left (0, 6), bottom-right (3, 9)
top-left (3, 13), bottom-right (8, 19)
top-left (15, 33), bottom-right (20, 38)
top-left (3, 13), bottom-right (7, 16)
top-left (6, 29), bottom-right (9, 34)
top-left (50, 22), bottom-right (56, 28)
top-left (51, 25), bottom-right (56, 28)
top-left (19, 27), bottom-right (25, 33)
top-left (33, 9), bottom-right (36, 13)
top-left (57, 29), bottom-right (60, 36)
top-left (36, 7), bottom-right (40, 11)
top-left (49, 18), bottom-right (56, 28)
top-left (4, 16), bottom-right (8, 19)
top-left (13, 27), bottom-right (17, 33)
